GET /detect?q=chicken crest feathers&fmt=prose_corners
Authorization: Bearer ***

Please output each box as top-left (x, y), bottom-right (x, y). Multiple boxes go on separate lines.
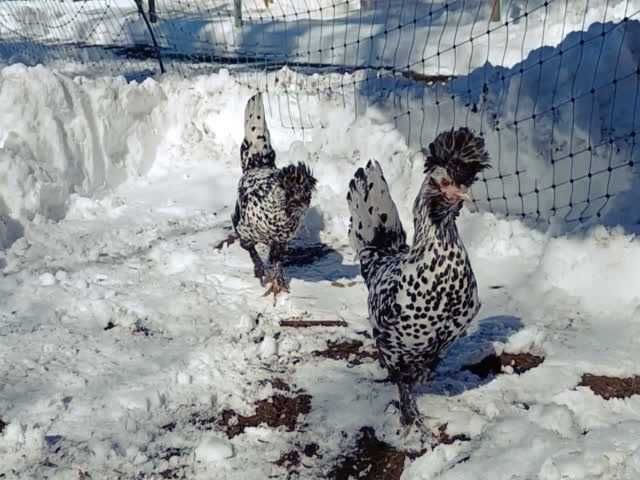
top-left (280, 162), bottom-right (317, 209)
top-left (423, 127), bottom-right (490, 186)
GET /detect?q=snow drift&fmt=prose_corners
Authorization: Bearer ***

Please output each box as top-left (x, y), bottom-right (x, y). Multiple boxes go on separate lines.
top-left (1, 42), bottom-right (640, 319)
top-left (3, 22), bottom-right (640, 248)
top-left (0, 63), bottom-right (167, 246)
top-left (2, 34), bottom-right (640, 480)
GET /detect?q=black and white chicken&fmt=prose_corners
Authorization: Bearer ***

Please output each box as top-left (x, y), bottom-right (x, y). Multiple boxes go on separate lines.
top-left (346, 128), bottom-right (490, 431)
top-left (232, 93), bottom-right (317, 297)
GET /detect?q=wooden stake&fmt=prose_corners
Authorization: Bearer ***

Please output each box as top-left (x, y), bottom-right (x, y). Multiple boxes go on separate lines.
top-left (280, 320), bottom-right (348, 328)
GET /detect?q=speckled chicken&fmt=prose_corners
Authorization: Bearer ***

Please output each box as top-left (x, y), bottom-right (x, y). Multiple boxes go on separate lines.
top-left (347, 128), bottom-right (490, 430)
top-left (232, 93), bottom-right (317, 297)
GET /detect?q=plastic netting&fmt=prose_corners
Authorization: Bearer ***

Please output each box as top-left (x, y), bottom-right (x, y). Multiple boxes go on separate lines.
top-left (1, 0), bottom-right (639, 225)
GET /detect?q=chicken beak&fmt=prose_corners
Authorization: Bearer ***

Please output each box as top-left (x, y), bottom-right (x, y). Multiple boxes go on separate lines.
top-left (442, 184), bottom-right (470, 204)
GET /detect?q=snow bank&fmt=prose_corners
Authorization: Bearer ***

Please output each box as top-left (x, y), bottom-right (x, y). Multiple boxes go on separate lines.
top-left (0, 64), bottom-right (164, 241)
top-left (517, 225), bottom-right (640, 322)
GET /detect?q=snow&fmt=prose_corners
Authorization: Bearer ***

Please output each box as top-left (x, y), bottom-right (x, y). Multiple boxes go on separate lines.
top-left (37, 272), bottom-right (56, 286)
top-left (194, 434), bottom-right (234, 463)
top-left (518, 225), bottom-right (640, 321)
top-left (259, 335), bottom-right (279, 358)
top-left (2, 11), bottom-right (640, 480)
top-left (2, 0), bottom-right (640, 77)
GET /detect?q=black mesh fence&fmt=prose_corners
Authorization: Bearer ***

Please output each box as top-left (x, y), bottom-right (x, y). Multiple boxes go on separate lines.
top-left (1, 0), bottom-right (639, 226)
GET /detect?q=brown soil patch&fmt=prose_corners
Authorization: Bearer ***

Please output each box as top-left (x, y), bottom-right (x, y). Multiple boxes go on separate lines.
top-left (464, 352), bottom-right (544, 378)
top-left (159, 447), bottom-right (188, 461)
top-left (330, 427), bottom-right (406, 480)
top-left (218, 393), bottom-right (312, 438)
top-left (268, 377), bottom-right (293, 392)
top-left (275, 450), bottom-right (301, 468)
top-left (157, 448), bottom-right (188, 479)
top-left (158, 469), bottom-right (185, 479)
top-left (330, 424), bottom-right (469, 480)
top-left (313, 339), bottom-right (378, 366)
top-left (433, 424), bottom-right (470, 445)
top-left (274, 442), bottom-right (321, 475)
top-left (303, 442), bottom-right (320, 458)
top-left (580, 374), bottom-right (640, 400)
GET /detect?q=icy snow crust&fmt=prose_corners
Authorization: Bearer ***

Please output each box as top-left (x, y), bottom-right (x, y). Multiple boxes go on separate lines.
top-left (2, 54), bottom-right (640, 480)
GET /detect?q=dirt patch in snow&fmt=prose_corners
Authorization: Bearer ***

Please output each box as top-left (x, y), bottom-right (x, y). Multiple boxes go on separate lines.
top-left (273, 442), bottom-right (321, 478)
top-left (329, 425), bottom-right (468, 480)
top-left (158, 465), bottom-right (187, 479)
top-left (275, 450), bottom-right (301, 468)
top-left (266, 377), bottom-right (294, 392)
top-left (579, 374), bottom-right (640, 399)
top-left (464, 352), bottom-right (544, 378)
top-left (433, 424), bottom-right (471, 445)
top-left (218, 392), bottom-right (312, 439)
top-left (303, 442), bottom-right (321, 457)
top-left (313, 339), bottom-right (378, 366)
top-left (330, 427), bottom-right (406, 480)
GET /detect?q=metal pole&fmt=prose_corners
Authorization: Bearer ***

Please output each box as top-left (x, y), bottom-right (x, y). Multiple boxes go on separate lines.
top-left (490, 0), bottom-right (501, 23)
top-left (233, 0), bottom-right (242, 27)
top-left (134, 0), bottom-right (165, 73)
top-left (148, 0), bottom-right (157, 23)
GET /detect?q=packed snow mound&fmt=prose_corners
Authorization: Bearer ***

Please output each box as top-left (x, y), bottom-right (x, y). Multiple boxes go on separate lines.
top-left (0, 64), bottom-right (164, 227)
top-left (2, 20), bottom-right (640, 243)
top-left (3, 24), bottom-right (640, 251)
top-left (518, 225), bottom-right (640, 322)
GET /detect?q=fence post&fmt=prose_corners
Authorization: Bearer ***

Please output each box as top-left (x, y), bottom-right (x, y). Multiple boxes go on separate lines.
top-left (490, 0), bottom-right (501, 22)
top-left (233, 0), bottom-right (242, 27)
top-left (148, 0), bottom-right (157, 23)
top-left (133, 0), bottom-right (165, 73)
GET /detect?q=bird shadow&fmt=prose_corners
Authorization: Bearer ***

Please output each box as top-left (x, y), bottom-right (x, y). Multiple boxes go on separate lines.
top-left (416, 315), bottom-right (525, 397)
top-left (283, 207), bottom-right (360, 282)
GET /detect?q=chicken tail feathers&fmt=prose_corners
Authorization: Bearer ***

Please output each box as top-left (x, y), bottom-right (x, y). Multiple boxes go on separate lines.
top-left (241, 92), bottom-right (276, 171)
top-left (347, 160), bottom-right (407, 278)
